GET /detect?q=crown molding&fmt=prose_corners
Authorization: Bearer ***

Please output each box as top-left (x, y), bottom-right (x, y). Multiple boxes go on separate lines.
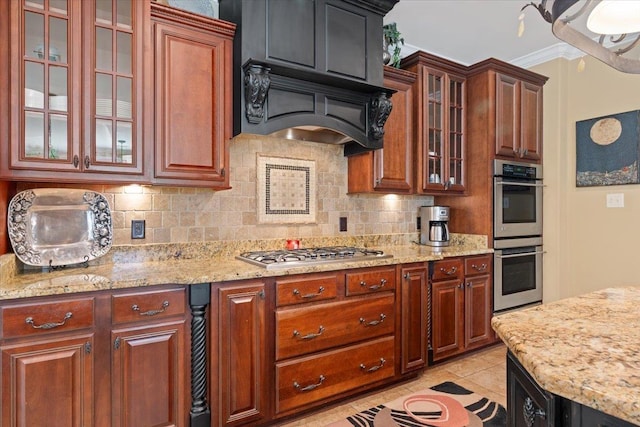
top-left (400, 40), bottom-right (588, 70)
top-left (510, 42), bottom-right (585, 68)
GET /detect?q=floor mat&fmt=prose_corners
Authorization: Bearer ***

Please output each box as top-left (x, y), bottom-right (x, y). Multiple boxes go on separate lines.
top-left (325, 381), bottom-right (506, 427)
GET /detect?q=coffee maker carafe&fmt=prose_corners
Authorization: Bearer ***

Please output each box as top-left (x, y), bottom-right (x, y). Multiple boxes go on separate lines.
top-left (420, 206), bottom-right (450, 247)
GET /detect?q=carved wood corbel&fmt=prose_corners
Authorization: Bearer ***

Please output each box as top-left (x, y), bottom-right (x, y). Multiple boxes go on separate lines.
top-left (244, 64), bottom-right (271, 124)
top-left (369, 92), bottom-right (393, 140)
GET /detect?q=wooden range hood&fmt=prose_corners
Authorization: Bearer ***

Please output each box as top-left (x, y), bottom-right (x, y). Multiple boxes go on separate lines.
top-left (219, 0), bottom-right (399, 156)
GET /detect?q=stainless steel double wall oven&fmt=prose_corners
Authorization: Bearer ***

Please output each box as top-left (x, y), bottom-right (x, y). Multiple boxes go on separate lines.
top-left (493, 160), bottom-right (543, 312)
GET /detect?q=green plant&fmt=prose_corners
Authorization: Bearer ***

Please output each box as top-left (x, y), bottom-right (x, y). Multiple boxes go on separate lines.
top-left (383, 22), bottom-right (404, 68)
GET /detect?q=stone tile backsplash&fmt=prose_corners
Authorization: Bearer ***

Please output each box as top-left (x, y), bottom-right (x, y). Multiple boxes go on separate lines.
top-left (16, 134), bottom-right (434, 245)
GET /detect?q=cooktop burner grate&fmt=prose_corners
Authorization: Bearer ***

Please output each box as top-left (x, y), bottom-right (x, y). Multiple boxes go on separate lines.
top-left (236, 246), bottom-right (392, 269)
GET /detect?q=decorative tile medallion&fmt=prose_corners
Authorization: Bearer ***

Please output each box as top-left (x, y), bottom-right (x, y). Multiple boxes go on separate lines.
top-left (257, 155), bottom-right (316, 224)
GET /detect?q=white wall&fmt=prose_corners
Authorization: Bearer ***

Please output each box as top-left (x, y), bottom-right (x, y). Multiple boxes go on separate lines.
top-left (531, 56), bottom-right (640, 300)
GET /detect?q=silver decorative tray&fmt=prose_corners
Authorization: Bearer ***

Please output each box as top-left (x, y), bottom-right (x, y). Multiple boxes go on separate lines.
top-left (8, 189), bottom-right (113, 267)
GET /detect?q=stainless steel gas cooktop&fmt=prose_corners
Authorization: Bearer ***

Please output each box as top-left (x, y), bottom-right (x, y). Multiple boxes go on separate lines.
top-left (236, 246), bottom-right (393, 270)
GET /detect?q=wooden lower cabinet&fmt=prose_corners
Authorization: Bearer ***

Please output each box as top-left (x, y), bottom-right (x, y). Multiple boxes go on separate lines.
top-left (275, 336), bottom-right (395, 413)
top-left (0, 285), bottom-right (189, 427)
top-left (399, 263), bottom-right (428, 373)
top-left (1, 334), bottom-right (94, 427)
top-left (111, 321), bottom-right (186, 427)
top-left (275, 295), bottom-right (395, 360)
top-left (210, 281), bottom-right (270, 427)
top-left (272, 267), bottom-right (400, 421)
top-left (431, 255), bottom-right (493, 362)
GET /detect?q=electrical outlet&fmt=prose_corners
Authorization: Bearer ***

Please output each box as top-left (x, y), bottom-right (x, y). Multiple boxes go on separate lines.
top-left (339, 217), bottom-right (347, 232)
top-left (131, 220), bottom-right (145, 239)
top-left (606, 193), bottom-right (624, 208)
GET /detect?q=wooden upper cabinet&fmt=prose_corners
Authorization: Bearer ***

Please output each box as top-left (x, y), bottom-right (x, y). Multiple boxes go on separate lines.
top-left (2, 0), bottom-right (149, 183)
top-left (495, 73), bottom-right (543, 162)
top-left (467, 59), bottom-right (547, 165)
top-left (347, 66), bottom-right (416, 194)
top-left (520, 80), bottom-right (544, 162)
top-left (402, 51), bottom-right (467, 195)
top-left (151, 4), bottom-right (235, 188)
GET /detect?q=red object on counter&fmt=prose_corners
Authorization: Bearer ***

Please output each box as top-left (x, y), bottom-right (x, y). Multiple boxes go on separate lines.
top-left (286, 239), bottom-right (300, 250)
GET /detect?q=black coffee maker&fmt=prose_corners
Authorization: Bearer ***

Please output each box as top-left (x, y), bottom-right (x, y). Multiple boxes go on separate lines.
top-left (420, 206), bottom-right (450, 247)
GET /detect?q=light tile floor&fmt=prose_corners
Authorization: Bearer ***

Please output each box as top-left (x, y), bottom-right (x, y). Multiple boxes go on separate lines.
top-left (278, 343), bottom-right (507, 427)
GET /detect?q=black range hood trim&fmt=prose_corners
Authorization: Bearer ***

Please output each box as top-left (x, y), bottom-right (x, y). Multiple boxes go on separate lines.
top-left (242, 60), bottom-right (395, 156)
top-left (221, 0), bottom-right (399, 155)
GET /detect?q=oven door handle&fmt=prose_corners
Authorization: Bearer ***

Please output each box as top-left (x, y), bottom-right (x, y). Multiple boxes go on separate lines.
top-left (495, 251), bottom-right (546, 259)
top-left (494, 181), bottom-right (545, 187)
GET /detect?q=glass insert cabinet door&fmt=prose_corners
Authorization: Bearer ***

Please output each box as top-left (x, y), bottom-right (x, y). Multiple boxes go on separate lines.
top-left (11, 0), bottom-right (144, 176)
top-left (422, 68), bottom-right (465, 192)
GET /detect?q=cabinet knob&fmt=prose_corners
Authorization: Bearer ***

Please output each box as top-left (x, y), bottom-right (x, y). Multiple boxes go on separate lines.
top-left (73, 155), bottom-right (79, 168)
top-left (457, 283), bottom-right (464, 289)
top-left (84, 155), bottom-right (91, 169)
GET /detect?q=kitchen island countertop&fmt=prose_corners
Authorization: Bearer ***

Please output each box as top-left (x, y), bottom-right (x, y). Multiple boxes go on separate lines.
top-left (0, 234), bottom-right (492, 300)
top-left (492, 286), bottom-right (640, 425)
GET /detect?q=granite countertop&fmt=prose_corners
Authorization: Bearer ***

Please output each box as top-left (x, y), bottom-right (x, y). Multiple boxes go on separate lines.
top-left (492, 287), bottom-right (640, 425)
top-left (0, 233), bottom-right (492, 300)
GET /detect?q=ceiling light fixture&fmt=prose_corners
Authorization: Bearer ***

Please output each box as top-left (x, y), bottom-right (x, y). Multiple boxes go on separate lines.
top-left (521, 0), bottom-right (640, 73)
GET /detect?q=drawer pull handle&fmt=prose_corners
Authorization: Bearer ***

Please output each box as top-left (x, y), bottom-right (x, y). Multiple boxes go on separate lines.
top-left (25, 312), bottom-right (72, 330)
top-left (293, 375), bottom-right (325, 392)
top-left (440, 266), bottom-right (458, 275)
top-left (293, 326), bottom-right (325, 340)
top-left (360, 313), bottom-right (386, 327)
top-left (360, 278), bottom-right (387, 291)
top-left (523, 397), bottom-right (546, 427)
top-left (360, 358), bottom-right (386, 373)
top-left (293, 286), bottom-right (325, 299)
top-left (131, 300), bottom-right (169, 316)
top-left (471, 263), bottom-right (487, 272)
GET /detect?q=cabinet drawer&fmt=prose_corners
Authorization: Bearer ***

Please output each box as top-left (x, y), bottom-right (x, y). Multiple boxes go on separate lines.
top-left (111, 287), bottom-right (186, 324)
top-left (432, 258), bottom-right (464, 281)
top-left (276, 273), bottom-right (339, 307)
top-left (275, 336), bottom-right (395, 414)
top-left (464, 255), bottom-right (493, 276)
top-left (276, 295), bottom-right (395, 360)
top-left (345, 267), bottom-right (396, 296)
top-left (1, 297), bottom-right (95, 339)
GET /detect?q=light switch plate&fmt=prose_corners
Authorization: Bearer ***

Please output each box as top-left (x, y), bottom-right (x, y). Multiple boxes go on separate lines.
top-left (606, 193), bottom-right (624, 208)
